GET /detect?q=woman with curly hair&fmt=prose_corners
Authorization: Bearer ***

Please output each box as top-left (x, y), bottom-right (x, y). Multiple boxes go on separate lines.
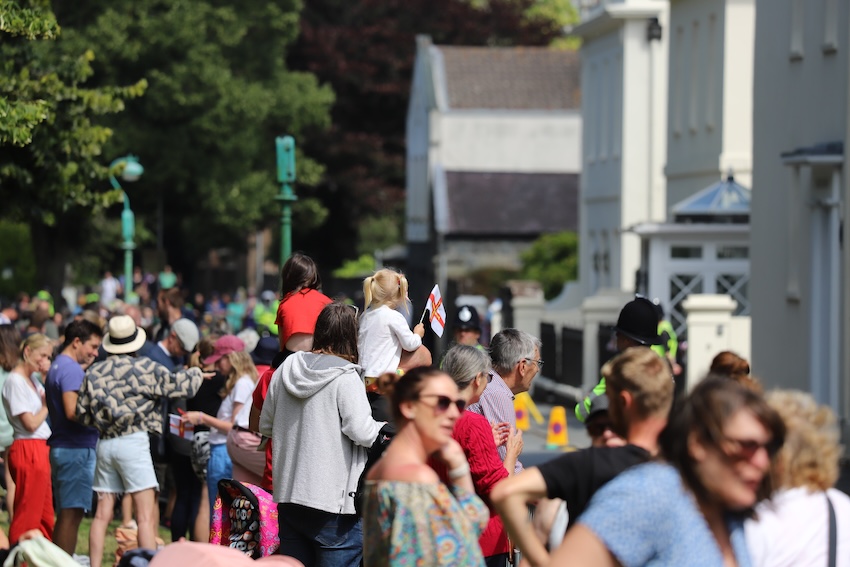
top-left (745, 390), bottom-right (850, 567)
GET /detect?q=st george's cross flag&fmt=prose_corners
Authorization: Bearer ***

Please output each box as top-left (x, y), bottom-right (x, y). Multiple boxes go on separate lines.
top-left (427, 284), bottom-right (447, 337)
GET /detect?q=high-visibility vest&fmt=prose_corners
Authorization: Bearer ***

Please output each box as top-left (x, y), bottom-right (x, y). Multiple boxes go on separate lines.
top-left (575, 377), bottom-right (607, 423)
top-left (651, 320), bottom-right (678, 360)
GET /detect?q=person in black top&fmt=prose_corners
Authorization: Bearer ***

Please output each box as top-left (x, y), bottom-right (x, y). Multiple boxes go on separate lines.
top-left (491, 347), bottom-right (674, 567)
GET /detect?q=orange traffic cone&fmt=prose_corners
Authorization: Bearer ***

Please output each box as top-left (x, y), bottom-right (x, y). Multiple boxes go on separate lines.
top-left (514, 395), bottom-right (530, 431)
top-left (546, 406), bottom-right (569, 449)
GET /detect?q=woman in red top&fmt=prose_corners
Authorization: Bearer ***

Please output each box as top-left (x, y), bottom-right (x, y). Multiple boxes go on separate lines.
top-left (437, 344), bottom-right (524, 567)
top-left (250, 253), bottom-right (331, 491)
top-left (274, 252), bottom-right (331, 352)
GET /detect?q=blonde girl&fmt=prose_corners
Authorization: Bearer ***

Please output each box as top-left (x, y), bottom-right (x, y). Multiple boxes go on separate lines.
top-left (357, 269), bottom-right (432, 391)
top-left (183, 336), bottom-right (257, 513)
top-left (1, 333), bottom-right (54, 543)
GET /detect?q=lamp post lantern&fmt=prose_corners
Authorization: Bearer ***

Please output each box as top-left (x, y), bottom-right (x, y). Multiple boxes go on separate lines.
top-left (109, 155), bottom-right (144, 300)
top-left (275, 136), bottom-right (298, 265)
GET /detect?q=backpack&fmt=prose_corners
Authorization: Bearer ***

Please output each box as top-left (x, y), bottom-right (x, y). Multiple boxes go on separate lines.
top-left (209, 479), bottom-right (279, 558)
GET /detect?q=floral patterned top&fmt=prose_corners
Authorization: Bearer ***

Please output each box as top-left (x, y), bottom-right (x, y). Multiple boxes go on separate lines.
top-left (362, 480), bottom-right (489, 566)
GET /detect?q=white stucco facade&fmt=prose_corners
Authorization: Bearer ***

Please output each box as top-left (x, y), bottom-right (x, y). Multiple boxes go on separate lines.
top-left (750, 0), bottom-right (849, 434)
top-left (664, 0), bottom-right (754, 208)
top-left (435, 112), bottom-right (582, 173)
top-left (574, 1), bottom-right (669, 297)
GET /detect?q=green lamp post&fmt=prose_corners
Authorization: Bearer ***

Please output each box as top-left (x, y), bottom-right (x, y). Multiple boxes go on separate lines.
top-left (109, 155), bottom-right (144, 299)
top-left (275, 136), bottom-right (298, 265)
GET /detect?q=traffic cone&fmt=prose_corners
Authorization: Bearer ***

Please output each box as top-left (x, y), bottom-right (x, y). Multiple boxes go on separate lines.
top-left (546, 406), bottom-right (569, 449)
top-left (516, 392), bottom-right (544, 425)
top-left (514, 395), bottom-right (530, 431)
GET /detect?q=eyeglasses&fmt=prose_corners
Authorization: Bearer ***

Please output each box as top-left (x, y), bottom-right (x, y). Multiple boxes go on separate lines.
top-left (721, 436), bottom-right (782, 461)
top-left (525, 358), bottom-right (544, 369)
top-left (417, 394), bottom-right (466, 414)
top-left (346, 304), bottom-right (359, 317)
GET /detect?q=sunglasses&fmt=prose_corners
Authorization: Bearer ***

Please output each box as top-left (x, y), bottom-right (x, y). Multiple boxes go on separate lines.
top-left (417, 394), bottom-right (466, 414)
top-left (721, 436), bottom-right (782, 461)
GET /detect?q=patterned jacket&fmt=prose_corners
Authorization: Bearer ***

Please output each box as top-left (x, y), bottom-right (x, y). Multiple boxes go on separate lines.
top-left (76, 355), bottom-right (204, 439)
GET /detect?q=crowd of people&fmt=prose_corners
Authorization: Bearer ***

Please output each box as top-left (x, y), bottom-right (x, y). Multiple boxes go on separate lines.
top-left (0, 262), bottom-right (847, 567)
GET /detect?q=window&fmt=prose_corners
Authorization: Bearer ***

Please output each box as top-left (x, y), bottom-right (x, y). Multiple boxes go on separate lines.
top-left (823, 0), bottom-right (838, 54)
top-left (689, 20), bottom-right (700, 134)
top-left (716, 246), bottom-right (749, 259)
top-left (790, 0), bottom-right (804, 60)
top-left (671, 246), bottom-right (703, 259)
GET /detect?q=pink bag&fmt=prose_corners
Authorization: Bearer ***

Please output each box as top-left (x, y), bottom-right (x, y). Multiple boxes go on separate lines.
top-left (209, 479), bottom-right (279, 558)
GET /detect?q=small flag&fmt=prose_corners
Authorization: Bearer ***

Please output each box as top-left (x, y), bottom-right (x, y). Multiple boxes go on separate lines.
top-left (169, 414), bottom-right (194, 439)
top-left (427, 284), bottom-right (447, 337)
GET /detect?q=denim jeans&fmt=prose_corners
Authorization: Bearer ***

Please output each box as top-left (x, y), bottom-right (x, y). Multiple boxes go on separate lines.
top-left (278, 503), bottom-right (363, 567)
top-left (207, 443), bottom-right (232, 514)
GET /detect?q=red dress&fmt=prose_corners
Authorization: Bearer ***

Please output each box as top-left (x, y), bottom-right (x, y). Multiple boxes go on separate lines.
top-left (429, 411), bottom-right (511, 557)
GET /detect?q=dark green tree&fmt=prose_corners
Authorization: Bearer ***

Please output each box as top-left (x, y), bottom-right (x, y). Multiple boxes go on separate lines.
top-left (288, 0), bottom-right (576, 270)
top-left (51, 1), bottom-right (334, 282)
top-left (520, 231), bottom-right (579, 299)
top-left (0, 0), bottom-right (147, 294)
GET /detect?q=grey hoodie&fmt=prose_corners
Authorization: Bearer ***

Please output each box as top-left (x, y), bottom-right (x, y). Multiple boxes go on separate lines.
top-left (259, 351), bottom-right (384, 514)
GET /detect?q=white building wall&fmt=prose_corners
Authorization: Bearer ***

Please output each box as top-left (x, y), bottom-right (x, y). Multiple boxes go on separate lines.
top-left (406, 37), bottom-right (436, 243)
top-left (665, 0), bottom-right (753, 207)
top-left (435, 111), bottom-right (582, 173)
top-left (750, 0), bottom-right (848, 402)
top-left (576, 1), bottom-right (669, 298)
top-left (580, 30), bottom-right (626, 297)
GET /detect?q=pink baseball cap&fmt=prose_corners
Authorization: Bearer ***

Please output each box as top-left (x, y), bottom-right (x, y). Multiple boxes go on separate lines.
top-left (203, 335), bottom-right (246, 365)
top-left (150, 541), bottom-right (303, 566)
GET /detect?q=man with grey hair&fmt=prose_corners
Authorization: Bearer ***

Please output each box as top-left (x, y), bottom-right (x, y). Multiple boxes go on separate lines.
top-left (467, 328), bottom-right (542, 474)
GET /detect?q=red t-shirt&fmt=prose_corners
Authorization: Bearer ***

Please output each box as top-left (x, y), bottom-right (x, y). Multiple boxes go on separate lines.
top-left (429, 411), bottom-right (511, 557)
top-left (252, 367), bottom-right (275, 492)
top-left (275, 289), bottom-right (332, 348)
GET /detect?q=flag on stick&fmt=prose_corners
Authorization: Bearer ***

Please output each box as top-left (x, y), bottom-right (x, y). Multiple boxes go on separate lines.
top-left (426, 284), bottom-right (447, 337)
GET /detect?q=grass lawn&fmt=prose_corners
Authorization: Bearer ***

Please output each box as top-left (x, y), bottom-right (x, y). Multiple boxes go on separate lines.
top-left (0, 508), bottom-right (171, 564)
top-left (75, 518), bottom-right (172, 563)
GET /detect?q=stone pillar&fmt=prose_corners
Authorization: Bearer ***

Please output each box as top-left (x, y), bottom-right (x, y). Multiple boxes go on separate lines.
top-left (508, 280), bottom-right (545, 339)
top-left (580, 289), bottom-right (633, 390)
top-left (682, 294), bottom-right (738, 391)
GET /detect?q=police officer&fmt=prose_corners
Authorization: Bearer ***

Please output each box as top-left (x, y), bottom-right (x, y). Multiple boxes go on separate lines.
top-left (452, 304), bottom-right (485, 350)
top-left (576, 296), bottom-right (662, 422)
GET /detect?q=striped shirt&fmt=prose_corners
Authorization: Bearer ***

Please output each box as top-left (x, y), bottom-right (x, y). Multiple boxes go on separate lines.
top-left (467, 370), bottom-right (523, 474)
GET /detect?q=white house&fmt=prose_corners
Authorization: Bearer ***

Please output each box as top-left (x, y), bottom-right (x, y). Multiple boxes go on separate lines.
top-left (631, 0), bottom-right (755, 335)
top-left (572, 1), bottom-right (669, 299)
top-left (750, 0), bottom-right (850, 437)
top-left (405, 36), bottom-right (582, 310)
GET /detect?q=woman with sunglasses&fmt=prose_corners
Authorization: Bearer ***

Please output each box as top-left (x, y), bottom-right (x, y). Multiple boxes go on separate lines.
top-left (547, 377), bottom-right (785, 567)
top-left (259, 302), bottom-right (384, 566)
top-left (362, 366), bottom-right (489, 566)
top-left (435, 345), bottom-right (522, 567)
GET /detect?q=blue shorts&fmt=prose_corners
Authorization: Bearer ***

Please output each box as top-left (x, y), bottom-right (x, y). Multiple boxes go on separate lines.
top-left (93, 431), bottom-right (159, 494)
top-left (50, 447), bottom-right (96, 512)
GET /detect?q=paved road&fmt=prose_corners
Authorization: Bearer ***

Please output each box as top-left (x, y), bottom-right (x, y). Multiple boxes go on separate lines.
top-left (515, 400), bottom-right (591, 468)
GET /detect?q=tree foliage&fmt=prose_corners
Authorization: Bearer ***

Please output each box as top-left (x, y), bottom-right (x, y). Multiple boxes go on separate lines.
top-left (520, 231), bottom-right (579, 299)
top-left (288, 0), bottom-right (574, 270)
top-left (0, 0), bottom-right (148, 293)
top-left (51, 0), bottom-right (334, 277)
